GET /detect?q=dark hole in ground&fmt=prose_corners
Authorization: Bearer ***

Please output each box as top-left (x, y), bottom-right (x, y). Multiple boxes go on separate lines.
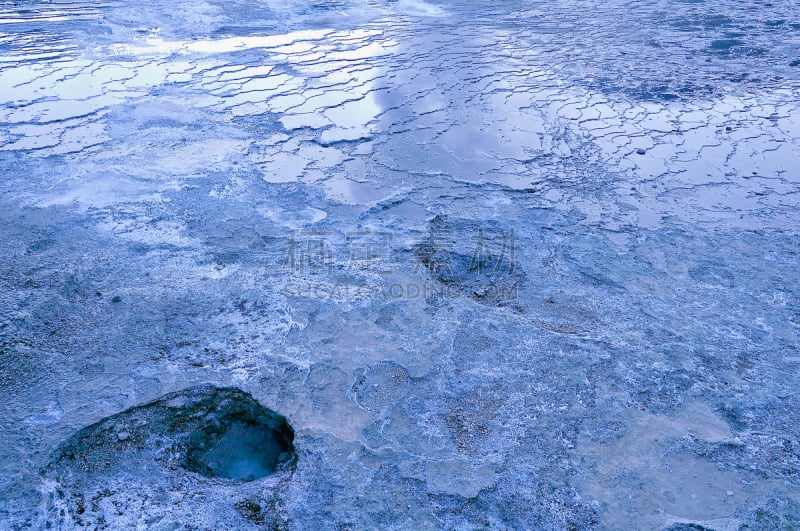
top-left (183, 416), bottom-right (294, 481)
top-left (48, 385), bottom-right (296, 485)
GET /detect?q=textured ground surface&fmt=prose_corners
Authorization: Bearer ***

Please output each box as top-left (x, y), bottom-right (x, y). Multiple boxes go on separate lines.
top-left (1, 0), bottom-right (799, 529)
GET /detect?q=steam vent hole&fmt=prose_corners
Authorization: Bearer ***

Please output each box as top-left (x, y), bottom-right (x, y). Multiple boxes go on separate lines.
top-left (48, 386), bottom-right (296, 485)
top-left (184, 417), bottom-right (295, 481)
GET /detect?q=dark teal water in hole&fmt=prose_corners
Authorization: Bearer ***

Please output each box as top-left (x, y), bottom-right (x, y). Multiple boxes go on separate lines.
top-left (184, 419), bottom-right (294, 481)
